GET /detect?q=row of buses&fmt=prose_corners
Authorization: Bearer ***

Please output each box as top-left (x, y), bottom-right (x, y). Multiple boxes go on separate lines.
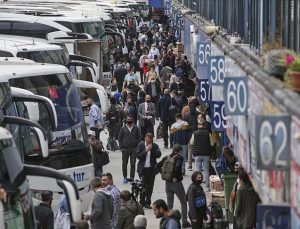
top-left (0, 0), bottom-right (148, 228)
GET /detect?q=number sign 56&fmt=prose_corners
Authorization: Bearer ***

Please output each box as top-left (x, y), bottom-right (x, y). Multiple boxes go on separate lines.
top-left (210, 102), bottom-right (228, 131)
top-left (255, 116), bottom-right (290, 170)
top-left (198, 42), bottom-right (211, 66)
top-left (224, 77), bottom-right (248, 115)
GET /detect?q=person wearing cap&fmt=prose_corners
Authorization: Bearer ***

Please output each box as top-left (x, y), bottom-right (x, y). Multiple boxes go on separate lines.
top-left (34, 191), bottom-right (54, 229)
top-left (84, 177), bottom-right (113, 229)
top-left (189, 114), bottom-right (214, 192)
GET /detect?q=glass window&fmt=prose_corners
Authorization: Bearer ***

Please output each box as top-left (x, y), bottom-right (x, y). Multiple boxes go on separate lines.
top-left (12, 22), bottom-right (57, 39)
top-left (0, 21), bottom-right (11, 34)
top-left (0, 51), bottom-right (13, 57)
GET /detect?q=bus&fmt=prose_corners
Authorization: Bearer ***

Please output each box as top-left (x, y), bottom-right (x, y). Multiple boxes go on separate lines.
top-left (0, 127), bottom-right (81, 229)
top-left (0, 58), bottom-right (94, 212)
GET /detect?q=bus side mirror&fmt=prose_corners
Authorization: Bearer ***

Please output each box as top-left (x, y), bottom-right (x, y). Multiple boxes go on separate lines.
top-left (30, 127), bottom-right (49, 158)
top-left (23, 165), bottom-right (81, 224)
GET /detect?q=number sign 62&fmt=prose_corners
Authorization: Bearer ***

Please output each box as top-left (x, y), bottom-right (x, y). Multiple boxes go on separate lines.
top-left (255, 116), bottom-right (290, 170)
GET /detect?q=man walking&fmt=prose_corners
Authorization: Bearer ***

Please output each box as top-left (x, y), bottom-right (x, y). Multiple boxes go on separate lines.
top-left (118, 116), bottom-right (141, 183)
top-left (156, 144), bottom-right (191, 228)
top-left (136, 133), bottom-right (161, 209)
top-left (84, 177), bottom-right (113, 229)
top-left (138, 95), bottom-right (156, 138)
top-left (158, 89), bottom-right (178, 148)
top-left (34, 191), bottom-right (54, 229)
top-left (170, 113), bottom-right (190, 175)
top-left (114, 64), bottom-right (128, 92)
top-left (87, 97), bottom-right (105, 140)
top-left (106, 97), bottom-right (123, 151)
top-left (152, 199), bottom-right (181, 229)
top-left (102, 173), bottom-right (121, 229)
top-left (189, 115), bottom-right (213, 192)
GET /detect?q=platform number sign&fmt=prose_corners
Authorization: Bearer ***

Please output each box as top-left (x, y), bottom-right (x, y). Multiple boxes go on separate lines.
top-left (196, 42), bottom-right (211, 79)
top-left (208, 56), bottom-right (225, 85)
top-left (255, 116), bottom-right (290, 170)
top-left (198, 79), bottom-right (211, 103)
top-left (224, 77), bottom-right (248, 115)
top-left (210, 102), bottom-right (228, 131)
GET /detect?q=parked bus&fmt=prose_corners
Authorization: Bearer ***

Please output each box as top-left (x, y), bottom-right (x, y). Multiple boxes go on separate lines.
top-left (0, 58), bottom-right (94, 212)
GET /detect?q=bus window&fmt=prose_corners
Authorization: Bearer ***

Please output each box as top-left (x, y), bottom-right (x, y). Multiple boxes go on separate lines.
top-left (0, 21), bottom-right (11, 34)
top-left (12, 22), bottom-right (57, 39)
top-left (0, 51), bottom-right (14, 57)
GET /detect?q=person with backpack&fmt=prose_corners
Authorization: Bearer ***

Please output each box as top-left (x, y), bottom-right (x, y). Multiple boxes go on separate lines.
top-left (189, 115), bottom-right (214, 192)
top-left (156, 144), bottom-right (191, 228)
top-left (116, 190), bottom-right (144, 229)
top-left (158, 89), bottom-right (178, 149)
top-left (106, 97), bottom-right (123, 151)
top-left (152, 199), bottom-right (181, 229)
top-left (186, 171), bottom-right (208, 229)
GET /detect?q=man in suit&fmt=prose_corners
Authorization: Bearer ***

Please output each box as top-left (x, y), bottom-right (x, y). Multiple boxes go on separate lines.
top-left (138, 94), bottom-right (156, 138)
top-left (136, 133), bottom-right (161, 209)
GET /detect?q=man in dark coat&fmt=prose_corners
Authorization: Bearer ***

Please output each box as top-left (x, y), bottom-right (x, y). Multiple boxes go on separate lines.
top-left (138, 95), bottom-right (156, 138)
top-left (34, 191), bottom-right (54, 229)
top-left (114, 64), bottom-right (128, 93)
top-left (136, 133), bottom-right (161, 209)
top-left (158, 89), bottom-right (178, 148)
top-left (116, 190), bottom-right (144, 229)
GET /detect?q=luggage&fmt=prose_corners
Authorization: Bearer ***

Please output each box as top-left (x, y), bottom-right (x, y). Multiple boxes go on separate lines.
top-left (210, 175), bottom-right (224, 192)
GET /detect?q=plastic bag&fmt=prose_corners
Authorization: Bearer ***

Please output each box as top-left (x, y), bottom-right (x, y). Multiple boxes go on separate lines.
top-left (54, 208), bottom-right (70, 229)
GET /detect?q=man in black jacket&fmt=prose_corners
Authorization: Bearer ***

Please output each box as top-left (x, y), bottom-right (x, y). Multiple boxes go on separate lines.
top-left (118, 116), bottom-right (141, 183)
top-left (158, 89), bottom-right (178, 148)
top-left (190, 116), bottom-right (213, 192)
top-left (136, 133), bottom-right (161, 209)
top-left (114, 64), bottom-right (128, 93)
top-left (156, 144), bottom-right (191, 228)
top-left (34, 191), bottom-right (54, 229)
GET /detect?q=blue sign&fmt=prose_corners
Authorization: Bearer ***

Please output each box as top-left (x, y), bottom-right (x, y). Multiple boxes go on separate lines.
top-left (198, 79), bottom-right (211, 104)
top-left (257, 204), bottom-right (290, 229)
top-left (208, 56), bottom-right (225, 85)
top-left (255, 115), bottom-right (291, 170)
top-left (210, 101), bottom-right (227, 131)
top-left (196, 41), bottom-right (211, 79)
top-left (224, 77), bottom-right (248, 115)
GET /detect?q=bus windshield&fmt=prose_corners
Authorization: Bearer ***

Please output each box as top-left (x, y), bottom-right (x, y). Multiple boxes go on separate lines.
top-left (8, 73), bottom-right (86, 146)
top-left (0, 140), bottom-right (36, 229)
top-left (17, 49), bottom-right (70, 67)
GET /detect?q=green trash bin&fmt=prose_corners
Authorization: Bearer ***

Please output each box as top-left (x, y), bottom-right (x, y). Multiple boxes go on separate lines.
top-left (222, 174), bottom-right (237, 223)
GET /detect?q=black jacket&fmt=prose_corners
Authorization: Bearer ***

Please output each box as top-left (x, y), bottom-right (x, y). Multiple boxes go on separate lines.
top-left (145, 81), bottom-right (162, 99)
top-left (186, 183), bottom-right (207, 221)
top-left (192, 128), bottom-right (212, 157)
top-left (156, 153), bottom-right (184, 181)
top-left (118, 125), bottom-right (141, 149)
top-left (158, 94), bottom-right (177, 122)
top-left (114, 67), bottom-right (128, 84)
top-left (136, 141), bottom-right (161, 175)
top-left (34, 203), bottom-right (54, 229)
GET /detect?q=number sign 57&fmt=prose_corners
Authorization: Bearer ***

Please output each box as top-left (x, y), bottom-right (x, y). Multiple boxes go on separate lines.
top-left (210, 102), bottom-right (228, 131)
top-left (255, 116), bottom-right (290, 170)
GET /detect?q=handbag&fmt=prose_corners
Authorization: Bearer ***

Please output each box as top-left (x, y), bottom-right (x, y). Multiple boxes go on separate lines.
top-left (99, 151), bottom-right (110, 166)
top-left (195, 195), bottom-right (206, 208)
top-left (54, 206), bottom-right (70, 229)
top-left (156, 122), bottom-right (163, 139)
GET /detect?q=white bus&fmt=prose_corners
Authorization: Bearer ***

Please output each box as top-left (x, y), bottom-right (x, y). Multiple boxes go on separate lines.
top-left (0, 58), bottom-right (94, 212)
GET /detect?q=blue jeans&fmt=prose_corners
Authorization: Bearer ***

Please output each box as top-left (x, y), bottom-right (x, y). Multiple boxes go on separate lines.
top-left (195, 156), bottom-right (210, 188)
top-left (181, 145), bottom-right (188, 173)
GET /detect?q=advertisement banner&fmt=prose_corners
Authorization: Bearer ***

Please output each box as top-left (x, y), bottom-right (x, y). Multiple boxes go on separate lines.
top-left (256, 204), bottom-right (291, 229)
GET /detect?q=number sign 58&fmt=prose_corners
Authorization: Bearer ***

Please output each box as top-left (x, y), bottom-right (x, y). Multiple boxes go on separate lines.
top-left (224, 77), bottom-right (248, 115)
top-left (208, 56), bottom-right (225, 85)
top-left (210, 102), bottom-right (228, 131)
top-left (255, 116), bottom-right (290, 170)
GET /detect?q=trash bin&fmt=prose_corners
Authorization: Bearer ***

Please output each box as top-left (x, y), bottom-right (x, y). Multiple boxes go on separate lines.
top-left (222, 174), bottom-right (237, 223)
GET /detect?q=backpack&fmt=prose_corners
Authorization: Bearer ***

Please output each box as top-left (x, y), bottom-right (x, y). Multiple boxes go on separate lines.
top-left (215, 154), bottom-right (229, 178)
top-left (211, 201), bottom-right (223, 219)
top-left (161, 155), bottom-right (177, 182)
top-left (108, 106), bottom-right (120, 123)
top-left (160, 210), bottom-right (181, 229)
top-left (169, 99), bottom-right (179, 123)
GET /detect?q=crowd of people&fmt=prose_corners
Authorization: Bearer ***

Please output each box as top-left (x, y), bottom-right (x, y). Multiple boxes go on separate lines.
top-left (32, 14), bottom-right (260, 229)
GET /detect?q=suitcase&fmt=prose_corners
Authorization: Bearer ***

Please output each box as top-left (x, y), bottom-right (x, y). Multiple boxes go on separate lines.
top-left (210, 175), bottom-right (224, 192)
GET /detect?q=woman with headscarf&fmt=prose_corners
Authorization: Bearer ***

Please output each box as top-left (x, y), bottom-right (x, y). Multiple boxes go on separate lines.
top-left (186, 171), bottom-right (208, 229)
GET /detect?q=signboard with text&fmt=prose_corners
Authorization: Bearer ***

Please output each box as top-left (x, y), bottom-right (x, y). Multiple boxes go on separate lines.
top-left (196, 41), bottom-right (211, 79)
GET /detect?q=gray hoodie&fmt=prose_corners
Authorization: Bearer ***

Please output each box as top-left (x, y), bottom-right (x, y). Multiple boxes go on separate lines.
top-left (87, 188), bottom-right (113, 229)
